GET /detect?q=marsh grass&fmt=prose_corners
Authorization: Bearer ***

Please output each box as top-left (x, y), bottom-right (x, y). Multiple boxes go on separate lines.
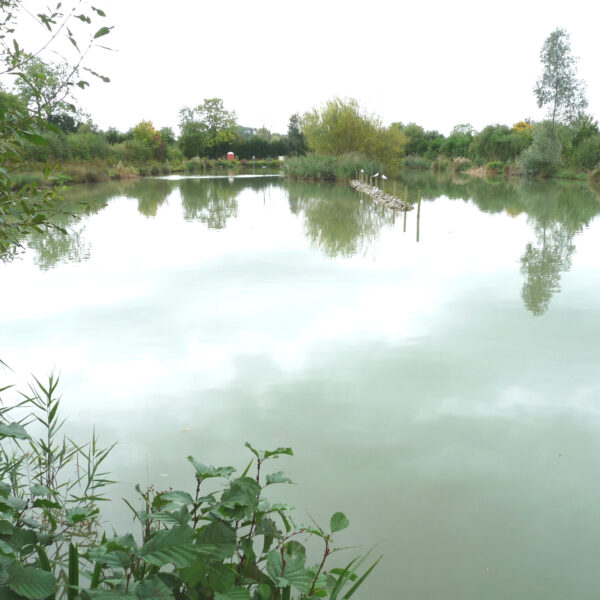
top-left (283, 153), bottom-right (383, 181)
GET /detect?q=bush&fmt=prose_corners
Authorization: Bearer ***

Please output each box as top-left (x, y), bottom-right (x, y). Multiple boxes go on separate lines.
top-left (283, 153), bottom-right (382, 181)
top-left (185, 156), bottom-right (206, 173)
top-left (519, 121), bottom-right (562, 177)
top-left (0, 375), bottom-right (379, 600)
top-left (402, 155), bottom-right (432, 169)
top-left (589, 166), bottom-right (600, 183)
top-left (451, 157), bottom-right (471, 172)
top-left (431, 155), bottom-right (451, 171)
top-left (485, 161), bottom-right (505, 175)
top-left (572, 133), bottom-right (600, 170)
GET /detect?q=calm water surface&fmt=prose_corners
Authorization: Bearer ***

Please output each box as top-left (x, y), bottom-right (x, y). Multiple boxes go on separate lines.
top-left (2, 172), bottom-right (600, 599)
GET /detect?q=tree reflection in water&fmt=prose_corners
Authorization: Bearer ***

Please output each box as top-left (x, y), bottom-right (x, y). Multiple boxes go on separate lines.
top-left (287, 181), bottom-right (394, 258)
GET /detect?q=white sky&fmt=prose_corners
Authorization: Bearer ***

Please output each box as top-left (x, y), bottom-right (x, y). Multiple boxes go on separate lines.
top-left (13, 0), bottom-right (600, 135)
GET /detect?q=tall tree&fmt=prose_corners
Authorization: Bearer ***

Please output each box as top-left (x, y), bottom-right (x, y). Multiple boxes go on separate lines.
top-left (178, 98), bottom-right (237, 158)
top-left (302, 98), bottom-right (407, 171)
top-left (287, 113), bottom-right (307, 156)
top-left (534, 28), bottom-right (587, 125)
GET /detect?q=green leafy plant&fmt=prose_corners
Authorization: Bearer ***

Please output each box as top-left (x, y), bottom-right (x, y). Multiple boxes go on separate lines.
top-left (0, 374), bottom-right (115, 599)
top-left (0, 377), bottom-right (380, 600)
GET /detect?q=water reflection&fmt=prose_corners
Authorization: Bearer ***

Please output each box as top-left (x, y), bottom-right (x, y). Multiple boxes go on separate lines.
top-left (396, 171), bottom-right (600, 315)
top-left (287, 181), bottom-right (394, 257)
top-left (24, 174), bottom-right (600, 316)
top-left (178, 178), bottom-right (240, 229)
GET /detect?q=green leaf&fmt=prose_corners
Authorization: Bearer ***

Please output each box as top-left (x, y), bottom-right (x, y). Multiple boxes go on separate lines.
top-left (161, 491), bottom-right (194, 505)
top-left (265, 549), bottom-right (310, 592)
top-left (19, 132), bottom-right (47, 146)
top-left (7, 562), bottom-right (55, 600)
top-left (196, 521), bottom-right (235, 560)
top-left (0, 483), bottom-right (11, 498)
top-left (32, 499), bottom-right (61, 509)
top-left (244, 443), bottom-right (293, 461)
top-left (264, 447), bottom-right (293, 459)
top-left (68, 543), bottom-right (78, 600)
top-left (93, 26), bottom-right (111, 38)
top-left (86, 592), bottom-right (136, 600)
top-left (35, 545), bottom-right (51, 572)
top-left (266, 472), bottom-right (292, 485)
top-left (218, 478), bottom-right (260, 519)
top-left (30, 485), bottom-right (53, 497)
top-left (0, 423), bottom-right (29, 440)
top-left (257, 584), bottom-right (271, 600)
top-left (206, 563), bottom-right (236, 593)
top-left (0, 520), bottom-right (13, 535)
top-left (341, 556), bottom-right (382, 599)
top-left (22, 518), bottom-right (42, 529)
top-left (186, 457), bottom-right (235, 480)
top-left (106, 534), bottom-right (137, 552)
top-left (140, 526), bottom-right (203, 568)
top-left (66, 507), bottom-right (98, 525)
top-left (330, 512), bottom-right (350, 533)
top-left (0, 539), bottom-right (16, 556)
top-left (214, 590), bottom-right (250, 600)
top-left (87, 547), bottom-right (131, 570)
top-left (151, 510), bottom-right (188, 527)
top-left (133, 576), bottom-right (173, 600)
top-left (5, 496), bottom-right (26, 511)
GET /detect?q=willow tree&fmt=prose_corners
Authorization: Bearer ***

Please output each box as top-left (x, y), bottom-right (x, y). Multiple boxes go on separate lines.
top-left (534, 28), bottom-right (587, 125)
top-left (302, 98), bottom-right (407, 171)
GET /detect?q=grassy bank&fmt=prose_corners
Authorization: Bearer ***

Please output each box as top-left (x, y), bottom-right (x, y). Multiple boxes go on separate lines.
top-left (283, 153), bottom-right (383, 181)
top-left (10, 157), bottom-right (283, 187)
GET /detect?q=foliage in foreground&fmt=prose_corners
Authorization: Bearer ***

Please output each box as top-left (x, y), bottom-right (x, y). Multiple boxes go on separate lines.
top-left (0, 376), bottom-right (379, 600)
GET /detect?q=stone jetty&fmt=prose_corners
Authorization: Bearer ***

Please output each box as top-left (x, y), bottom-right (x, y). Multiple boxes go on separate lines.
top-left (350, 180), bottom-right (413, 211)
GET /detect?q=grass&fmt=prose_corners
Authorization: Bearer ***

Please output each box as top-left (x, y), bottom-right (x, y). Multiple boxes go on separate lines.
top-left (283, 153), bottom-right (383, 181)
top-left (402, 155), bottom-right (432, 169)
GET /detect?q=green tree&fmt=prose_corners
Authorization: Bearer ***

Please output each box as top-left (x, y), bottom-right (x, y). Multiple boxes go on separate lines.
top-left (519, 121), bottom-right (562, 177)
top-left (302, 98), bottom-right (407, 171)
top-left (178, 98), bottom-right (237, 158)
top-left (534, 28), bottom-right (587, 125)
top-left (131, 120), bottom-right (166, 161)
top-left (441, 124), bottom-right (475, 158)
top-left (14, 58), bottom-right (75, 121)
top-left (287, 113), bottom-right (307, 156)
top-left (470, 124), bottom-right (531, 164)
top-left (0, 1), bottom-right (111, 260)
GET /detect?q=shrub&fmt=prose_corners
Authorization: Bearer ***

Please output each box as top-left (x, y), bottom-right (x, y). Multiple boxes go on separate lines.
top-left (283, 153), bottom-right (382, 181)
top-left (185, 156), bottom-right (206, 173)
top-left (451, 157), bottom-right (471, 172)
top-left (485, 161), bottom-right (505, 175)
top-left (402, 155), bottom-right (432, 169)
top-left (0, 375), bottom-right (380, 600)
top-left (589, 166), bottom-right (600, 183)
top-left (519, 121), bottom-right (562, 177)
top-left (572, 133), bottom-right (600, 170)
top-left (431, 155), bottom-right (451, 171)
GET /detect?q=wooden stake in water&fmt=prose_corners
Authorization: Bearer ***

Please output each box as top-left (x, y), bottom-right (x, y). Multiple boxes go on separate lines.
top-left (403, 186), bottom-right (408, 233)
top-left (416, 189), bottom-right (422, 243)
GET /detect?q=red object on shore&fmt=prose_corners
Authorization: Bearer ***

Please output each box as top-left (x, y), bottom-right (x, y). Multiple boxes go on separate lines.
top-left (227, 152), bottom-right (234, 161)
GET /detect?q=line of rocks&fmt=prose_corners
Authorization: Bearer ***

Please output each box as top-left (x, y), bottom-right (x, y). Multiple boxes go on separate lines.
top-left (350, 180), bottom-right (413, 211)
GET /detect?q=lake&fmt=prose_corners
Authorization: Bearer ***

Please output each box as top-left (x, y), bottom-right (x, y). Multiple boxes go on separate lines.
top-left (2, 171), bottom-right (600, 599)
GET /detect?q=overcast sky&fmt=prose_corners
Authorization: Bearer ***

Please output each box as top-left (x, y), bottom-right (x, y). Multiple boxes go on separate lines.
top-left (17, 0), bottom-right (600, 135)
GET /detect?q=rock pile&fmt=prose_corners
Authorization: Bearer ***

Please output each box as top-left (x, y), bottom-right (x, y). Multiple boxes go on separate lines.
top-left (350, 180), bottom-right (413, 211)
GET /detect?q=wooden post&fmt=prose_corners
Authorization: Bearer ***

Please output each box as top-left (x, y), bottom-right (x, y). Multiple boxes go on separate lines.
top-left (403, 186), bottom-right (408, 232)
top-left (416, 189), bottom-right (422, 242)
